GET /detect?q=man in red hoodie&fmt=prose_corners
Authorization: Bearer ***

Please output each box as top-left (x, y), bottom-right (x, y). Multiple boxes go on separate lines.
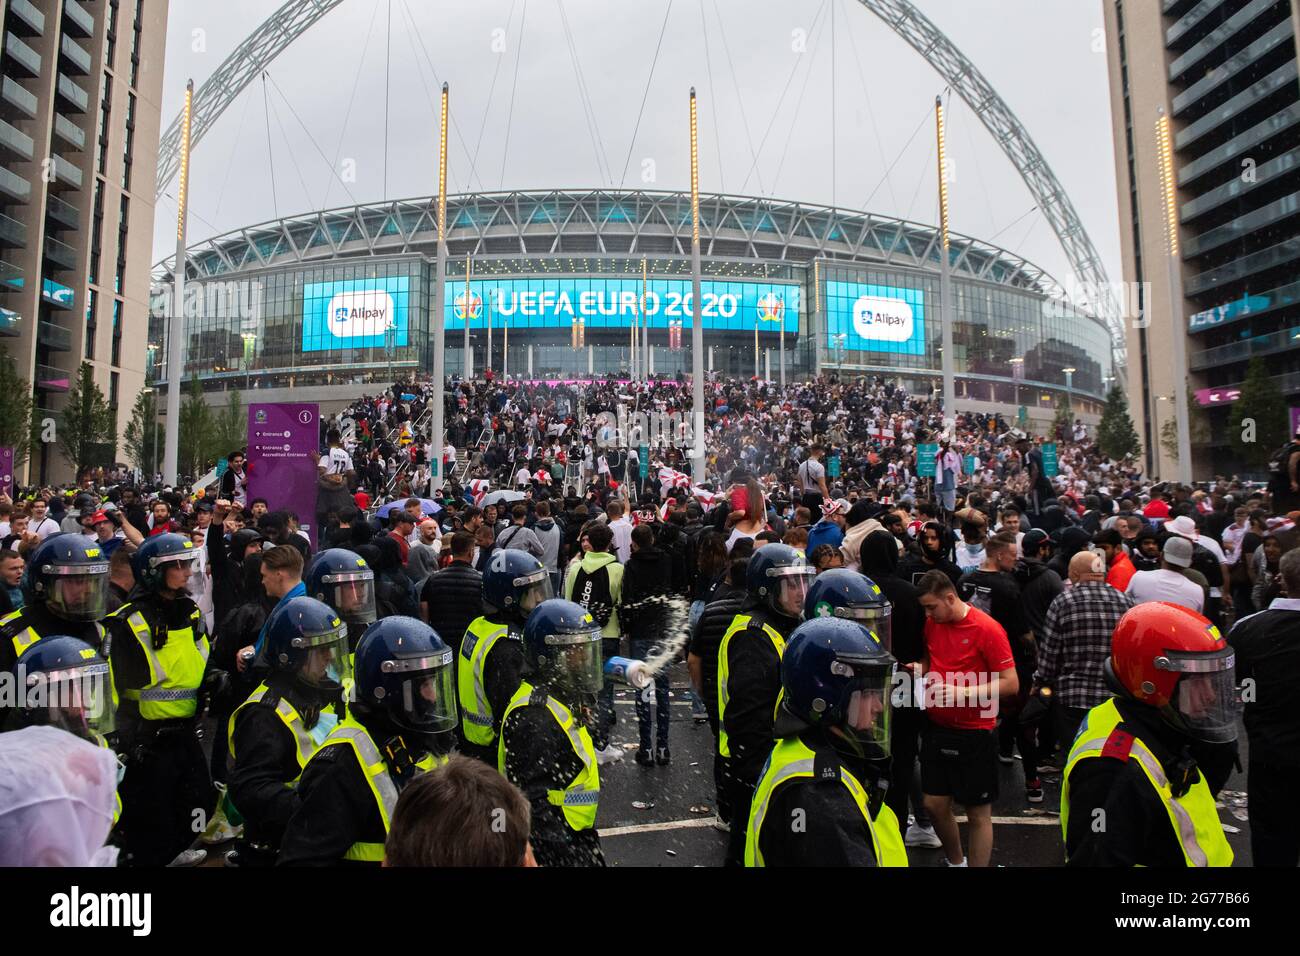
top-left (1093, 528), bottom-right (1137, 593)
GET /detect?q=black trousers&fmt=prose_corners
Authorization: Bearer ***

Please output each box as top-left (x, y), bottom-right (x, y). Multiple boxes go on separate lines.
top-left (887, 707), bottom-right (926, 830)
top-left (119, 724), bottom-right (216, 867)
top-left (724, 775), bottom-right (756, 867)
top-left (1247, 760), bottom-right (1300, 867)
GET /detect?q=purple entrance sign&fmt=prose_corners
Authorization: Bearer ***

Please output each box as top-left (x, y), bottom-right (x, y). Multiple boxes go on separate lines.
top-left (0, 447), bottom-right (12, 499)
top-left (247, 403), bottom-right (320, 548)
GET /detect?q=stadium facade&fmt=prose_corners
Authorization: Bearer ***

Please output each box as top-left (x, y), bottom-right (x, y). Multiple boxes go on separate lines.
top-left (149, 188), bottom-right (1113, 420)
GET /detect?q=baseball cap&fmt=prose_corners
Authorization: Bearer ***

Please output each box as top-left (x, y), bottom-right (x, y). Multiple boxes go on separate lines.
top-left (1142, 500), bottom-right (1170, 519)
top-left (87, 511), bottom-right (110, 525)
top-left (1022, 529), bottom-right (1050, 555)
top-left (1162, 536), bottom-right (1194, 568)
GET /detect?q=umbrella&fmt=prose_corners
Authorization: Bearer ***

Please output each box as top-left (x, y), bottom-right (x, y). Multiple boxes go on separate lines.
top-left (479, 490), bottom-right (526, 508)
top-left (375, 498), bottom-right (442, 519)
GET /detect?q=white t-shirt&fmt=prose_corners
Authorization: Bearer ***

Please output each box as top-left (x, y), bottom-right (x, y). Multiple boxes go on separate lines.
top-left (799, 457), bottom-right (826, 494)
top-left (515, 467), bottom-right (532, 488)
top-left (321, 447), bottom-right (353, 476)
top-left (1125, 569), bottom-right (1204, 614)
top-left (954, 542), bottom-right (986, 573)
top-left (30, 516), bottom-right (61, 541)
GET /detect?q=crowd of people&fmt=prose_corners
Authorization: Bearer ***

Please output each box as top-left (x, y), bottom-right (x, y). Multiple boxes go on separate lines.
top-left (2, 370), bottom-right (1300, 869)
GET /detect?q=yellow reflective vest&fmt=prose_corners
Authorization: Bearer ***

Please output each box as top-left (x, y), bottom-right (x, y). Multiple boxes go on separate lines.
top-left (109, 602), bottom-right (208, 721)
top-left (313, 713), bottom-right (445, 863)
top-left (717, 613), bottom-right (786, 759)
top-left (1061, 698), bottom-right (1232, 867)
top-left (744, 736), bottom-right (907, 867)
top-left (227, 682), bottom-right (337, 783)
top-left (457, 617), bottom-right (511, 746)
top-left (498, 681), bottom-right (600, 832)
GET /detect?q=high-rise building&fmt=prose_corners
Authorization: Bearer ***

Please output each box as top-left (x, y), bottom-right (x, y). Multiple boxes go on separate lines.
top-left (1105, 0), bottom-right (1300, 479)
top-left (1, 0), bottom-right (167, 483)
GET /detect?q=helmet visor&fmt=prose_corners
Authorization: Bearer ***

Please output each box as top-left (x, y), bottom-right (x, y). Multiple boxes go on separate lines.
top-left (843, 673), bottom-right (893, 757)
top-left (46, 568), bottom-right (109, 622)
top-left (29, 662), bottom-right (116, 740)
top-left (832, 605), bottom-right (893, 653)
top-left (293, 625), bottom-right (354, 692)
top-left (545, 627), bottom-right (604, 695)
top-left (325, 577), bottom-right (377, 627)
top-left (1164, 650), bottom-right (1238, 743)
top-left (515, 570), bottom-right (555, 613)
top-left (773, 573), bottom-right (813, 618)
top-left (385, 651), bottom-right (458, 733)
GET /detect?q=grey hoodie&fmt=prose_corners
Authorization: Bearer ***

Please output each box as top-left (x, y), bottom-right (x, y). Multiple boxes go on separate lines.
top-left (533, 517), bottom-right (562, 573)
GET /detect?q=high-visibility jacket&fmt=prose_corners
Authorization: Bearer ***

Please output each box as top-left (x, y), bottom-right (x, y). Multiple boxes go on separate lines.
top-left (498, 681), bottom-right (600, 832)
top-left (457, 617), bottom-right (511, 746)
top-left (1, 609), bottom-right (115, 707)
top-left (93, 732), bottom-right (123, 826)
top-left (744, 736), bottom-right (907, 867)
top-left (109, 602), bottom-right (208, 721)
top-left (313, 714), bottom-right (445, 863)
top-left (717, 613), bottom-right (786, 759)
top-left (227, 682), bottom-right (337, 783)
top-left (1061, 698), bottom-right (1232, 867)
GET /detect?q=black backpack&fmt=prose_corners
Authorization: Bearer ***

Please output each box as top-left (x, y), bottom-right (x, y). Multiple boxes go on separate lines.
top-left (1190, 542), bottom-right (1224, 589)
top-left (571, 562), bottom-right (614, 628)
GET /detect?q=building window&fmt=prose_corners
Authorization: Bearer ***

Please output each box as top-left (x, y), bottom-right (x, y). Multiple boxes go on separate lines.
top-left (97, 77), bottom-right (112, 175)
top-left (112, 299), bottom-right (122, 366)
top-left (110, 372), bottom-right (120, 410)
top-left (85, 293), bottom-right (96, 361)
top-left (130, 1), bottom-right (143, 86)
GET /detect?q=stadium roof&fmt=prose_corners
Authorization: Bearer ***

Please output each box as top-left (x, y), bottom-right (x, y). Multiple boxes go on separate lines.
top-left (163, 188), bottom-right (1072, 300)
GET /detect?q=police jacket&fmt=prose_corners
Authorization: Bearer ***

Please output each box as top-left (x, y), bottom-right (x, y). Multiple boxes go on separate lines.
top-left (721, 602), bottom-right (801, 785)
top-left (1064, 696), bottom-right (1236, 867)
top-left (107, 588), bottom-right (209, 732)
top-left (686, 584), bottom-right (745, 721)
top-left (228, 673), bottom-right (340, 848)
top-left (751, 712), bottom-right (897, 867)
top-left (499, 681), bottom-right (605, 868)
top-left (457, 612), bottom-right (526, 758)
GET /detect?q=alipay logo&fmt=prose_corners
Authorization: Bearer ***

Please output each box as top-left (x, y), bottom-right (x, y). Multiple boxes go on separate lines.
top-left (326, 290), bottom-right (395, 339)
top-left (852, 295), bottom-right (914, 343)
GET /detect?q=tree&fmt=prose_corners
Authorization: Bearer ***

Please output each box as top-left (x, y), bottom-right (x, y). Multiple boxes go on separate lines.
top-left (58, 362), bottom-right (116, 472)
top-left (212, 389), bottom-right (246, 462)
top-left (1230, 357), bottom-right (1289, 470)
top-left (178, 377), bottom-right (214, 480)
top-left (0, 349), bottom-right (34, 468)
top-left (1097, 384), bottom-right (1141, 461)
top-left (123, 388), bottom-right (161, 475)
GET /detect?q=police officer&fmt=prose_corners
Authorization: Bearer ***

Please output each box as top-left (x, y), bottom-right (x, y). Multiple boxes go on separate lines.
top-left (718, 544), bottom-right (814, 865)
top-left (457, 549), bottom-right (552, 763)
top-left (278, 617), bottom-right (457, 866)
top-left (499, 598), bottom-right (604, 867)
top-left (745, 616), bottom-right (907, 866)
top-left (804, 568), bottom-right (893, 651)
top-left (226, 597), bottom-right (350, 866)
top-left (304, 549), bottom-right (377, 652)
top-left (1062, 602), bottom-right (1238, 867)
top-left (108, 532), bottom-right (223, 867)
top-left (0, 536), bottom-right (111, 720)
top-left (11, 635), bottom-right (123, 826)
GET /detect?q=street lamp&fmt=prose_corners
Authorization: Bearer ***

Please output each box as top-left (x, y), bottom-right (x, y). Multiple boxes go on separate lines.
top-left (240, 332), bottom-right (256, 391)
top-left (833, 333), bottom-right (847, 370)
top-left (142, 386), bottom-right (159, 486)
top-left (1010, 356), bottom-right (1024, 410)
top-left (1062, 367), bottom-right (1076, 411)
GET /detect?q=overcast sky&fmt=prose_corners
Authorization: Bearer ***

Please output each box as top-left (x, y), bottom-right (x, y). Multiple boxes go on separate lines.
top-left (154, 0), bottom-right (1121, 289)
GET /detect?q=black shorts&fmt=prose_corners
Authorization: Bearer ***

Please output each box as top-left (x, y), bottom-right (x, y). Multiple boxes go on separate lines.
top-left (920, 725), bottom-right (999, 806)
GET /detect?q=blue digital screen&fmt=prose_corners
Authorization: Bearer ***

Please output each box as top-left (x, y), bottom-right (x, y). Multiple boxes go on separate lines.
top-left (302, 276), bottom-right (410, 352)
top-left (825, 281), bottom-right (926, 356)
top-left (444, 277), bottom-right (800, 334)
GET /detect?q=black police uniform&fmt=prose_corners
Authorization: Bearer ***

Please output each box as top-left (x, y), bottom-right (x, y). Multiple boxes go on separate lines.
top-left (499, 679), bottom-right (605, 868)
top-left (1064, 697), bottom-right (1237, 867)
top-left (227, 673), bottom-right (340, 861)
top-left (109, 587), bottom-right (217, 867)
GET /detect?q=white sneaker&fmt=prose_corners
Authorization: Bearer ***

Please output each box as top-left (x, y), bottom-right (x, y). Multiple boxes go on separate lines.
top-left (167, 848), bottom-right (208, 867)
top-left (943, 856), bottom-right (968, 867)
top-left (904, 823), bottom-right (944, 848)
top-left (595, 744), bottom-right (624, 766)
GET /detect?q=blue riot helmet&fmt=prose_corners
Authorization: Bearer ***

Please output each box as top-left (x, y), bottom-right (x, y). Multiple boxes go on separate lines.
top-left (14, 636), bottom-right (116, 741)
top-left (746, 544), bottom-right (815, 621)
top-left (782, 617), bottom-right (896, 757)
top-left (130, 533), bottom-right (198, 595)
top-left (805, 569), bottom-right (893, 652)
top-left (305, 548), bottom-right (377, 647)
top-left (261, 596), bottom-right (353, 693)
top-left (522, 599), bottom-right (604, 696)
top-left (353, 617), bottom-right (458, 739)
top-left (483, 549), bottom-right (553, 618)
top-left (22, 534), bottom-right (111, 621)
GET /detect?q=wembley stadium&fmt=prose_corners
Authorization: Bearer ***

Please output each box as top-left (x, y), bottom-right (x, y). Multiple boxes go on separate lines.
top-left (149, 188), bottom-right (1113, 421)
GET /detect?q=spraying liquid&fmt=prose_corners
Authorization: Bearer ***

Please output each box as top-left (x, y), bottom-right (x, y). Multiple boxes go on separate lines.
top-left (621, 594), bottom-right (693, 678)
top-left (604, 657), bottom-right (652, 688)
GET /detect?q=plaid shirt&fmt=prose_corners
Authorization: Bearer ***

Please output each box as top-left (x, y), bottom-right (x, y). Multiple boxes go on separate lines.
top-left (1036, 582), bottom-right (1133, 710)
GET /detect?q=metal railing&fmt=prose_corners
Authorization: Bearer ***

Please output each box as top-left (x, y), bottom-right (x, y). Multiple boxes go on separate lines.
top-left (381, 404), bottom-right (434, 499)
